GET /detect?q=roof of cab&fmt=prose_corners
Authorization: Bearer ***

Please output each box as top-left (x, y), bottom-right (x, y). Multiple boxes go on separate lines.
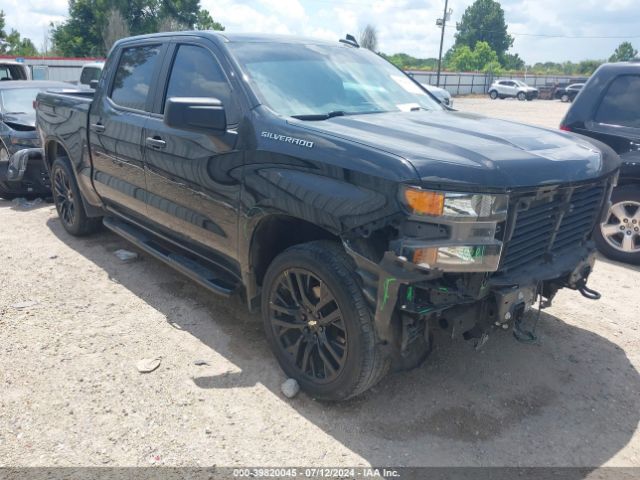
top-left (114, 31), bottom-right (339, 47)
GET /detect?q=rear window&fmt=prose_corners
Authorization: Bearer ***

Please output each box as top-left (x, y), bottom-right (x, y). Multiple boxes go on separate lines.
top-left (80, 66), bottom-right (102, 85)
top-left (595, 75), bottom-right (640, 128)
top-left (110, 45), bottom-right (161, 111)
top-left (0, 64), bottom-right (28, 80)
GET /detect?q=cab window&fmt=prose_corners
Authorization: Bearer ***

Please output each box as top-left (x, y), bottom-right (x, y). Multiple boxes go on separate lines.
top-left (163, 44), bottom-right (239, 124)
top-left (110, 45), bottom-right (162, 111)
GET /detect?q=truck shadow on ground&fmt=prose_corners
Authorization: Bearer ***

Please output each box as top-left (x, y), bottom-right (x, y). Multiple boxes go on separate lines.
top-left (47, 218), bottom-right (640, 469)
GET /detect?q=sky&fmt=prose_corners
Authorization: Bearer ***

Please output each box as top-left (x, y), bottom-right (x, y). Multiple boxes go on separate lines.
top-left (2, 0), bottom-right (639, 64)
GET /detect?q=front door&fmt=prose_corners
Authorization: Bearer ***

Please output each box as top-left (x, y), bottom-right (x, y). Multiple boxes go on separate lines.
top-left (89, 42), bottom-right (165, 219)
top-left (142, 41), bottom-right (243, 268)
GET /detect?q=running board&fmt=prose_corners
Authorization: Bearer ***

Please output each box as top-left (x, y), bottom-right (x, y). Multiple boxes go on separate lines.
top-left (103, 216), bottom-right (239, 298)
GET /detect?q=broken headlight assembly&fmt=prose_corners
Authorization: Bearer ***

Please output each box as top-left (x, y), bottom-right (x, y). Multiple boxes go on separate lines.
top-left (398, 186), bottom-right (508, 272)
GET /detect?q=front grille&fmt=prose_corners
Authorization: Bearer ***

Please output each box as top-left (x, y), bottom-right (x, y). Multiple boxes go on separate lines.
top-left (499, 182), bottom-right (607, 273)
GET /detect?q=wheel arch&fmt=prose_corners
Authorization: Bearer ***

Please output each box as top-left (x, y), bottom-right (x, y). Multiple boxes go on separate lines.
top-left (45, 138), bottom-right (104, 217)
top-left (249, 214), bottom-right (339, 290)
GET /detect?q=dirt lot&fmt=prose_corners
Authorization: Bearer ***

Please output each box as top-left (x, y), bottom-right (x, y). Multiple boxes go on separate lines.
top-left (1, 98), bottom-right (639, 469)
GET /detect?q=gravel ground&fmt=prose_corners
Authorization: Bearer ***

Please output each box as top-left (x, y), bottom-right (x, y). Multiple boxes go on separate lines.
top-left (1, 98), bottom-right (639, 469)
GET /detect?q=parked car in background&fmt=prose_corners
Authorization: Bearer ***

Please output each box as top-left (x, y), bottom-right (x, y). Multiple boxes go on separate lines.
top-left (37, 32), bottom-right (618, 400)
top-left (561, 62), bottom-right (640, 264)
top-left (555, 83), bottom-right (585, 102)
top-left (0, 81), bottom-right (71, 199)
top-left (424, 84), bottom-right (453, 107)
top-left (0, 60), bottom-right (29, 81)
top-left (488, 79), bottom-right (538, 101)
top-left (78, 62), bottom-right (104, 88)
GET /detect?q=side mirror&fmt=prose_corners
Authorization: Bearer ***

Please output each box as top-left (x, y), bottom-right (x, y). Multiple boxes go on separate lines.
top-left (164, 97), bottom-right (227, 134)
top-left (89, 79), bottom-right (99, 90)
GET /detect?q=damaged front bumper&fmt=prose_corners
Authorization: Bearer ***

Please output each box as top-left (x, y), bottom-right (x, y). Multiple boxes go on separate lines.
top-left (0, 148), bottom-right (50, 195)
top-left (344, 239), bottom-right (599, 345)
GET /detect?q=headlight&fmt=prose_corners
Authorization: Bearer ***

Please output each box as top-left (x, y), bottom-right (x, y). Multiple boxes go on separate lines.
top-left (10, 136), bottom-right (40, 147)
top-left (399, 186), bottom-right (508, 272)
top-left (410, 243), bottom-right (502, 272)
top-left (400, 186), bottom-right (507, 220)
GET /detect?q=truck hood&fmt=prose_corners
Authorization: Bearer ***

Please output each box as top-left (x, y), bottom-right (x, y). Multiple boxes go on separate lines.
top-left (294, 110), bottom-right (620, 190)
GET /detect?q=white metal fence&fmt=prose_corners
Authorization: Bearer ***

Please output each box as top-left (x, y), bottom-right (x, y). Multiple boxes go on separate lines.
top-left (408, 71), bottom-right (589, 96)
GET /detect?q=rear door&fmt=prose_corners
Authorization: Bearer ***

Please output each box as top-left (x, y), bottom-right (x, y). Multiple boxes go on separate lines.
top-left (88, 41), bottom-right (167, 219)
top-left (142, 39), bottom-right (244, 265)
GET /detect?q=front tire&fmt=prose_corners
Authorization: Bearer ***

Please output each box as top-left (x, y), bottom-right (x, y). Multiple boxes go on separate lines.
top-left (517, 92), bottom-right (526, 101)
top-left (594, 185), bottom-right (640, 264)
top-left (489, 90), bottom-right (498, 100)
top-left (51, 157), bottom-right (102, 236)
top-left (561, 94), bottom-right (569, 102)
top-left (261, 241), bottom-right (389, 401)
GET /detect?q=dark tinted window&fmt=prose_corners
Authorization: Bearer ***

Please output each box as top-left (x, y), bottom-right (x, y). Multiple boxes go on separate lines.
top-left (80, 66), bottom-right (102, 85)
top-left (595, 75), bottom-right (640, 128)
top-left (164, 44), bottom-right (237, 122)
top-left (111, 45), bottom-right (161, 111)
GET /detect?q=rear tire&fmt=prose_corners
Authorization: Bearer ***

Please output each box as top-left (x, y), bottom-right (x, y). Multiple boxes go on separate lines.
top-left (51, 157), bottom-right (102, 236)
top-left (261, 241), bottom-right (390, 401)
top-left (594, 185), bottom-right (640, 264)
top-left (561, 94), bottom-right (569, 102)
top-left (489, 90), bottom-right (498, 100)
top-left (0, 145), bottom-right (16, 200)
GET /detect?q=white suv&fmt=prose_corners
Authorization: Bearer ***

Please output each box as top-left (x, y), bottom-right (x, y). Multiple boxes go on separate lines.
top-left (488, 79), bottom-right (538, 101)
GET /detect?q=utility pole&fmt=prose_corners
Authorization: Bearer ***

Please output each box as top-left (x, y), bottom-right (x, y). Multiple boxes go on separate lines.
top-left (436, 0), bottom-right (450, 87)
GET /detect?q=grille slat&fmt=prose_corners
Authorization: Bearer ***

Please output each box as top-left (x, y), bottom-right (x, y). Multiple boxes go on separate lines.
top-left (499, 184), bottom-right (606, 273)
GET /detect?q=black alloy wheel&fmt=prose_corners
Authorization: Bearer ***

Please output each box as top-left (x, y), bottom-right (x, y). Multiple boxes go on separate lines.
top-left (53, 165), bottom-right (76, 227)
top-left (268, 267), bottom-right (347, 383)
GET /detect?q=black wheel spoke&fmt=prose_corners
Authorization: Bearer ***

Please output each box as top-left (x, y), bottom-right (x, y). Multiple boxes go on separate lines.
top-left (317, 346), bottom-right (337, 378)
top-left (272, 317), bottom-right (305, 330)
top-left (270, 303), bottom-right (299, 317)
top-left (320, 332), bottom-right (343, 367)
top-left (318, 307), bottom-right (341, 327)
top-left (269, 267), bottom-right (347, 384)
top-left (301, 341), bottom-right (312, 373)
top-left (293, 271), bottom-right (314, 308)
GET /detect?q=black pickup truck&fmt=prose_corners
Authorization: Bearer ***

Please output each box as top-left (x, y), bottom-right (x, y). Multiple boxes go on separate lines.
top-left (36, 32), bottom-right (620, 401)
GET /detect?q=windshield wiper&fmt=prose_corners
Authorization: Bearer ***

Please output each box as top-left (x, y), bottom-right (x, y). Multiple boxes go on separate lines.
top-left (290, 110), bottom-right (347, 121)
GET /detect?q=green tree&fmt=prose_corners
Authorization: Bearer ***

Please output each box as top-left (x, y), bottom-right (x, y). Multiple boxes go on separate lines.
top-left (482, 60), bottom-right (502, 74)
top-left (502, 53), bottom-right (525, 71)
top-left (454, 0), bottom-right (513, 58)
top-left (609, 41), bottom-right (638, 62)
top-left (449, 45), bottom-right (476, 71)
top-left (577, 60), bottom-right (603, 75)
top-left (52, 1), bottom-right (225, 57)
top-left (0, 10), bottom-right (39, 56)
top-left (0, 10), bottom-right (6, 39)
top-left (359, 24), bottom-right (378, 52)
top-left (449, 41), bottom-right (499, 71)
top-left (196, 9), bottom-right (225, 30)
top-left (382, 53), bottom-right (437, 70)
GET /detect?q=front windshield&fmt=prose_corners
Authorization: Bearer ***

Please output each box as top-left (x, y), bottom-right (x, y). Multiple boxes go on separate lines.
top-left (0, 88), bottom-right (43, 114)
top-left (516, 80), bottom-right (528, 87)
top-left (228, 42), bottom-right (442, 118)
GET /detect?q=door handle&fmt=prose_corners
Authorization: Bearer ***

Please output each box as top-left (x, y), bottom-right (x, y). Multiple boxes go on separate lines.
top-left (145, 136), bottom-right (167, 149)
top-left (90, 123), bottom-right (105, 133)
